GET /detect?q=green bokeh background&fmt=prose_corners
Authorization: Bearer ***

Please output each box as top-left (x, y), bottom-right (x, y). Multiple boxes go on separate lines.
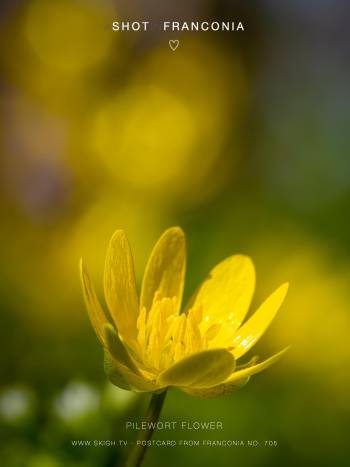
top-left (1, 1), bottom-right (349, 466)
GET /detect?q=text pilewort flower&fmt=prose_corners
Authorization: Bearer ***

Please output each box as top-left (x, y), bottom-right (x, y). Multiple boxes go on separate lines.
top-left (80, 227), bottom-right (290, 398)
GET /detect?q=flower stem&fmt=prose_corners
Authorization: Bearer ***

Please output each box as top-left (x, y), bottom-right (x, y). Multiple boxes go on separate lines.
top-left (125, 390), bottom-right (167, 467)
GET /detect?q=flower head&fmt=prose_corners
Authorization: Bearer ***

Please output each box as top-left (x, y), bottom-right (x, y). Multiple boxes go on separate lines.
top-left (80, 227), bottom-right (289, 398)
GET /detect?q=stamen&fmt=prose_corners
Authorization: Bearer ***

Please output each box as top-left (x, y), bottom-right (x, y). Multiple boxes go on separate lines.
top-left (205, 323), bottom-right (222, 340)
top-left (137, 294), bottom-right (232, 372)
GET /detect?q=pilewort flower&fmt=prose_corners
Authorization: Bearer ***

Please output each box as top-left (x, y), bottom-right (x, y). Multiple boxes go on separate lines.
top-left (80, 227), bottom-right (289, 398)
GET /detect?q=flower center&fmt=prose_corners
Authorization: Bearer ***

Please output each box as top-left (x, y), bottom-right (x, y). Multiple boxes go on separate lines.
top-left (136, 292), bottom-right (232, 373)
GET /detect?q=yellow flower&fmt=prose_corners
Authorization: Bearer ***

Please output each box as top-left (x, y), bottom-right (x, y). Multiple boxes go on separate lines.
top-left (80, 227), bottom-right (289, 398)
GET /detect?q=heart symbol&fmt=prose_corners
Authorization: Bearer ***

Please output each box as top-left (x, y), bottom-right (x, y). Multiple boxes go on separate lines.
top-left (169, 39), bottom-right (179, 51)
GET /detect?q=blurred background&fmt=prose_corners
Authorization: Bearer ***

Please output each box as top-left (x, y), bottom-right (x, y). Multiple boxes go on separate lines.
top-left (1, 0), bottom-right (349, 466)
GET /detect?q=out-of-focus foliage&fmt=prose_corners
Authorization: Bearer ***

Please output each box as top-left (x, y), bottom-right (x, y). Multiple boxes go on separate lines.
top-left (0, 1), bottom-right (349, 466)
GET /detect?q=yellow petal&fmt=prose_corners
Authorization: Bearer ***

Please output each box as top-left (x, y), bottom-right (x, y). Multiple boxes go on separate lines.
top-left (80, 259), bottom-right (109, 345)
top-left (232, 283), bottom-right (289, 359)
top-left (104, 230), bottom-right (139, 341)
top-left (104, 351), bottom-right (158, 392)
top-left (103, 324), bottom-right (139, 374)
top-left (225, 346), bottom-right (290, 384)
top-left (189, 255), bottom-right (255, 332)
top-left (236, 355), bottom-right (259, 370)
top-left (157, 349), bottom-right (235, 388)
top-left (183, 348), bottom-right (289, 398)
top-left (140, 227), bottom-right (186, 315)
top-left (182, 377), bottom-right (249, 399)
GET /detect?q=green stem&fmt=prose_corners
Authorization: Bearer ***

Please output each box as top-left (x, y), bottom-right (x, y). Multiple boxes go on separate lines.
top-left (125, 390), bottom-right (167, 467)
